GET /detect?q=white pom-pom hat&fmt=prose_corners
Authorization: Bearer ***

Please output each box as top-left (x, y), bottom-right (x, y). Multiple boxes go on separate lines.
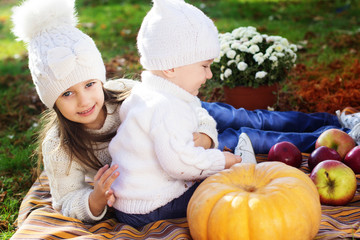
top-left (137, 0), bottom-right (220, 70)
top-left (11, 0), bottom-right (106, 109)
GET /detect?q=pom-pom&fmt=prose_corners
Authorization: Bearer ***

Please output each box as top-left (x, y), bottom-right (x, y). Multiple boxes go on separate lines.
top-left (11, 0), bottom-right (78, 42)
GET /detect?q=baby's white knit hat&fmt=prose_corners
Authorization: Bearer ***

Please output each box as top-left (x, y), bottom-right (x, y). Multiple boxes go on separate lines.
top-left (11, 0), bottom-right (106, 109)
top-left (137, 0), bottom-right (220, 70)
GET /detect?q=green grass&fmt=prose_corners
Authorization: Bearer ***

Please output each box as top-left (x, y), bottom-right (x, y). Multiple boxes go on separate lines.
top-left (0, 0), bottom-right (359, 238)
top-left (0, 172), bottom-right (34, 239)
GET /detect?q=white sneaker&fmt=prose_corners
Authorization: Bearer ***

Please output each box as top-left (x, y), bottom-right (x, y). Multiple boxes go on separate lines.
top-left (234, 133), bottom-right (257, 164)
top-left (336, 107), bottom-right (360, 129)
top-left (349, 122), bottom-right (360, 145)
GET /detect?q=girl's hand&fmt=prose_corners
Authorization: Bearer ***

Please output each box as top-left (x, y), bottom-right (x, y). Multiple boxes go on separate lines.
top-left (193, 132), bottom-right (213, 149)
top-left (89, 164), bottom-right (119, 217)
top-left (223, 151), bottom-right (242, 169)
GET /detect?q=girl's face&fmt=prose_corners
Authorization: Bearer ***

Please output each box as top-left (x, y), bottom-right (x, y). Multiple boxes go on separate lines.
top-left (55, 79), bottom-right (105, 129)
top-left (170, 59), bottom-right (214, 96)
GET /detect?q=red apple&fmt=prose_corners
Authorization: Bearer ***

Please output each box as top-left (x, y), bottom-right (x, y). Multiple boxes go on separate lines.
top-left (315, 128), bottom-right (355, 159)
top-left (344, 146), bottom-right (360, 174)
top-left (268, 141), bottom-right (302, 168)
top-left (308, 146), bottom-right (342, 170)
top-left (310, 160), bottom-right (357, 206)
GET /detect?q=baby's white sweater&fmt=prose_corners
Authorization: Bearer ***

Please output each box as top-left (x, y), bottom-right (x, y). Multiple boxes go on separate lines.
top-left (109, 72), bottom-right (226, 214)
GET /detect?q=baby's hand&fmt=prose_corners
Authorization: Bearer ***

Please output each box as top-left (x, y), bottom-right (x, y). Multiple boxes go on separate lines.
top-left (193, 132), bottom-right (212, 149)
top-left (223, 151), bottom-right (242, 169)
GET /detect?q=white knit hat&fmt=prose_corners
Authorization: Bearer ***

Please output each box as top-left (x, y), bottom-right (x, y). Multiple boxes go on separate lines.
top-left (137, 0), bottom-right (220, 70)
top-left (11, 0), bottom-right (106, 109)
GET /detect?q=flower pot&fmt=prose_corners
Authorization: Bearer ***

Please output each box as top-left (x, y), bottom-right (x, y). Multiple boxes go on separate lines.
top-left (223, 84), bottom-right (278, 110)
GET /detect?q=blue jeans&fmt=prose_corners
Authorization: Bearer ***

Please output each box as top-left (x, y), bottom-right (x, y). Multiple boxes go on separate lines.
top-left (115, 182), bottom-right (201, 228)
top-left (201, 102), bottom-right (349, 153)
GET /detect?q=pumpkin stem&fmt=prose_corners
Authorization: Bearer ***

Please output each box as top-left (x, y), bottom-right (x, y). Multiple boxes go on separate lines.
top-left (243, 185), bottom-right (257, 192)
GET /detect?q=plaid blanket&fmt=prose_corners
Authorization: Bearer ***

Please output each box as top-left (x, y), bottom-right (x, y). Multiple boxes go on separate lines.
top-left (12, 154), bottom-right (360, 239)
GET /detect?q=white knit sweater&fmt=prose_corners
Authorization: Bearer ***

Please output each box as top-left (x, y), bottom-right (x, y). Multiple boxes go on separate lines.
top-left (42, 102), bottom-right (119, 222)
top-left (41, 78), bottom-right (219, 222)
top-left (109, 72), bottom-right (225, 214)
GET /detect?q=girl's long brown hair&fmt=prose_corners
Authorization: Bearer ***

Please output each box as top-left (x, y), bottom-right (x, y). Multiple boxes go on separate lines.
top-left (35, 87), bottom-right (130, 176)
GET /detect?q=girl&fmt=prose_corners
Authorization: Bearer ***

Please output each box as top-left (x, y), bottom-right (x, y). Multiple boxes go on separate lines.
top-left (11, 0), bottom-right (128, 222)
top-left (11, 0), bottom-right (223, 223)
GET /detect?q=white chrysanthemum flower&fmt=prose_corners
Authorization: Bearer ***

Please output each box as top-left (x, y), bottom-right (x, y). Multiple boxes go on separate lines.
top-left (224, 68), bottom-right (232, 78)
top-left (248, 45), bottom-right (260, 54)
top-left (235, 54), bottom-right (241, 62)
top-left (253, 53), bottom-right (264, 65)
top-left (274, 36), bottom-right (282, 42)
top-left (227, 60), bottom-right (236, 66)
top-left (285, 49), bottom-right (296, 60)
top-left (269, 55), bottom-right (278, 62)
top-left (239, 44), bottom-right (248, 52)
top-left (266, 46), bottom-right (274, 55)
top-left (231, 28), bottom-right (242, 38)
top-left (243, 41), bottom-right (252, 47)
top-left (221, 66), bottom-right (225, 71)
top-left (266, 36), bottom-right (274, 43)
top-left (280, 38), bottom-right (289, 47)
top-left (274, 44), bottom-right (284, 52)
top-left (226, 49), bottom-right (236, 59)
top-left (231, 41), bottom-right (241, 50)
top-left (214, 57), bottom-right (221, 63)
top-left (255, 71), bottom-right (267, 79)
top-left (251, 34), bottom-right (263, 44)
top-left (244, 27), bottom-right (257, 38)
top-left (290, 44), bottom-right (298, 52)
top-left (219, 51), bottom-right (225, 58)
top-left (221, 43), bottom-right (230, 51)
top-left (240, 37), bottom-right (249, 43)
top-left (267, 36), bottom-right (282, 43)
top-left (220, 32), bottom-right (233, 42)
top-left (237, 62), bottom-right (248, 71)
top-left (220, 73), bottom-right (224, 81)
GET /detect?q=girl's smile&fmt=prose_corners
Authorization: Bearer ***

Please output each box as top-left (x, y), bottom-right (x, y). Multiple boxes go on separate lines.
top-left (78, 104), bottom-right (96, 117)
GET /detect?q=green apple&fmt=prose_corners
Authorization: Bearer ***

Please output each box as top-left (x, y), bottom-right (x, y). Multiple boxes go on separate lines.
top-left (309, 160), bottom-right (357, 206)
top-left (315, 128), bottom-right (356, 159)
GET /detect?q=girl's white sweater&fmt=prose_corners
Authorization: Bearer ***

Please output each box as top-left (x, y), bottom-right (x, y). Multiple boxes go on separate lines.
top-left (42, 101), bottom-right (120, 222)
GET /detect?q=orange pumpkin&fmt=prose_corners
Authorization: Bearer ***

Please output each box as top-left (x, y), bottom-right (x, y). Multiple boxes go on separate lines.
top-left (187, 162), bottom-right (321, 240)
